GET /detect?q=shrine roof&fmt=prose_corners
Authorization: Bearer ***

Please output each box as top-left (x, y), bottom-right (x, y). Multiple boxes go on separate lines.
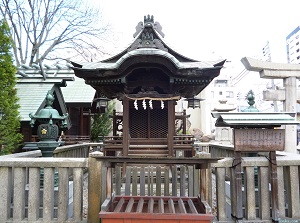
top-left (61, 76), bottom-right (96, 106)
top-left (16, 83), bottom-right (71, 129)
top-left (16, 64), bottom-right (95, 121)
top-left (16, 63), bottom-right (74, 86)
top-left (212, 112), bottom-right (299, 128)
top-left (71, 15), bottom-right (225, 99)
top-left (16, 83), bottom-right (58, 121)
top-left (74, 48), bottom-right (224, 71)
top-left (72, 15), bottom-right (225, 76)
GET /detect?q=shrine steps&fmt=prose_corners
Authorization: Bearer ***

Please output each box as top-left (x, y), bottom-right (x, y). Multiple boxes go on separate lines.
top-left (128, 147), bottom-right (168, 157)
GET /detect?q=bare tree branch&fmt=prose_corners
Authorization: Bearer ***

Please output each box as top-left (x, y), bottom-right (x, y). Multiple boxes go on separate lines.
top-left (0, 0), bottom-right (111, 66)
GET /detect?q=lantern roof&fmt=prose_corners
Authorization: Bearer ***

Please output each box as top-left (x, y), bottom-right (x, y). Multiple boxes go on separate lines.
top-left (29, 91), bottom-right (69, 127)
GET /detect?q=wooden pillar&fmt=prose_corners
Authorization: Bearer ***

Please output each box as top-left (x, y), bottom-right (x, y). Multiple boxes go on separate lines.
top-left (168, 100), bottom-right (175, 157)
top-left (66, 107), bottom-right (71, 135)
top-left (196, 152), bottom-right (212, 205)
top-left (183, 109), bottom-right (187, 134)
top-left (122, 98), bottom-right (129, 156)
top-left (80, 107), bottom-right (83, 136)
top-left (284, 77), bottom-right (297, 152)
top-left (106, 165), bottom-right (112, 199)
top-left (112, 110), bottom-right (117, 136)
top-left (88, 109), bottom-right (91, 137)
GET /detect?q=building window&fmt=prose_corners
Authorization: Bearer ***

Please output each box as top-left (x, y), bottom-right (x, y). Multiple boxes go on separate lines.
top-left (214, 80), bottom-right (228, 87)
top-left (219, 91), bottom-right (223, 95)
top-left (211, 91), bottom-right (214, 98)
top-left (296, 42), bottom-right (299, 46)
top-left (226, 91), bottom-right (234, 98)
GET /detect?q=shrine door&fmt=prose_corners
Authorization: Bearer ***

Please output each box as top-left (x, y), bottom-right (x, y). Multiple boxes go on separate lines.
top-left (129, 100), bottom-right (168, 139)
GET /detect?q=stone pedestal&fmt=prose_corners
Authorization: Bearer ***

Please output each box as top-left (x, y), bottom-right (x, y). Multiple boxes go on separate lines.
top-left (215, 127), bottom-right (233, 144)
top-left (23, 141), bottom-right (61, 157)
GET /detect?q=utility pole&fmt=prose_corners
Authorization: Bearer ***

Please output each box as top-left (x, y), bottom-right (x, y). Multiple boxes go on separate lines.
top-left (262, 41), bottom-right (278, 112)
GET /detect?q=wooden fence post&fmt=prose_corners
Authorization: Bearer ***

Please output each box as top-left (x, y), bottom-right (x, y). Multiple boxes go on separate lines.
top-left (195, 152), bottom-right (212, 205)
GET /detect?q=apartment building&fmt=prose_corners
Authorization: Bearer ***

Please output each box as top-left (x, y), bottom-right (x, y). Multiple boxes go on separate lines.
top-left (286, 26), bottom-right (300, 64)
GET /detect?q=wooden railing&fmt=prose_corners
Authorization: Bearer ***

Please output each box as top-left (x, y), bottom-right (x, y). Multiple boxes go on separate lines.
top-left (102, 136), bottom-right (123, 155)
top-left (63, 135), bottom-right (91, 145)
top-left (53, 142), bottom-right (102, 158)
top-left (102, 135), bottom-right (195, 157)
top-left (108, 161), bottom-right (208, 198)
top-left (87, 153), bottom-right (217, 223)
top-left (211, 152), bottom-right (300, 222)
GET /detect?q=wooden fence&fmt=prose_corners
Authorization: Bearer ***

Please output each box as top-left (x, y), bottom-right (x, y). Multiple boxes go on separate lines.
top-left (211, 153), bottom-right (300, 222)
top-left (53, 142), bottom-right (102, 158)
top-left (87, 153), bottom-right (216, 223)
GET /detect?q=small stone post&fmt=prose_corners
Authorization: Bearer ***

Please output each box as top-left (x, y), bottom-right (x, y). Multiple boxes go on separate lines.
top-left (88, 152), bottom-right (104, 223)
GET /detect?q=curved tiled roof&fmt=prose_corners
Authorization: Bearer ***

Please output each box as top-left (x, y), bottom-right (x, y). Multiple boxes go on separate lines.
top-left (72, 15), bottom-right (225, 99)
top-left (76, 48), bottom-right (224, 71)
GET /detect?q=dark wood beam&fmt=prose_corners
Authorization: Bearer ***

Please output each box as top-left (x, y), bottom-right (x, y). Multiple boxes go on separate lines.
top-left (122, 98), bottom-right (129, 156)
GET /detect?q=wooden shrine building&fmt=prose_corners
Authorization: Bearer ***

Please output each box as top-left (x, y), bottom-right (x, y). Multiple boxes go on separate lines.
top-left (16, 64), bottom-right (95, 147)
top-left (72, 15), bottom-right (225, 157)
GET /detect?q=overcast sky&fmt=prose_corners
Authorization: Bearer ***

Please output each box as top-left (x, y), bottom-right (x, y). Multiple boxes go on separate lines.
top-left (94, 0), bottom-right (300, 94)
top-left (98, 1), bottom-right (300, 62)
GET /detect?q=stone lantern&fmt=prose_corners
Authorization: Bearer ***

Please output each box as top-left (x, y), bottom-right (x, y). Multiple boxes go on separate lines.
top-left (185, 95), bottom-right (204, 109)
top-left (29, 91), bottom-right (68, 157)
top-left (93, 97), bottom-right (110, 113)
top-left (212, 99), bottom-right (236, 144)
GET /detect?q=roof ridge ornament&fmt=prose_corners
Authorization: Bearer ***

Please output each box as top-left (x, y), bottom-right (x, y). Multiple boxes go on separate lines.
top-left (130, 15), bottom-right (166, 52)
top-left (144, 15), bottom-right (154, 25)
top-left (133, 15), bottom-right (164, 38)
